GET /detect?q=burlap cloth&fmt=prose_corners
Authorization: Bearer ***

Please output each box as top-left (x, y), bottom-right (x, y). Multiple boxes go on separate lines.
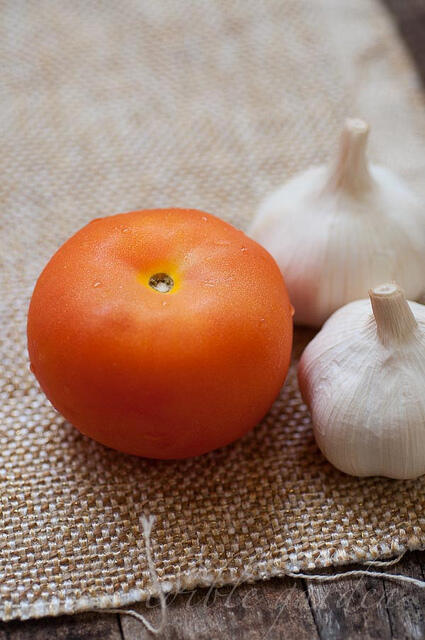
top-left (1, 0), bottom-right (425, 622)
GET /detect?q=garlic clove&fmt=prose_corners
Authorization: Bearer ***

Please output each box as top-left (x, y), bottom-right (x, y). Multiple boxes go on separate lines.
top-left (298, 283), bottom-right (425, 479)
top-left (249, 119), bottom-right (425, 327)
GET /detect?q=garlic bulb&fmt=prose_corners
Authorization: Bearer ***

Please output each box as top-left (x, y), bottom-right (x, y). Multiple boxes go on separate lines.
top-left (249, 118), bottom-right (425, 327)
top-left (298, 283), bottom-right (425, 479)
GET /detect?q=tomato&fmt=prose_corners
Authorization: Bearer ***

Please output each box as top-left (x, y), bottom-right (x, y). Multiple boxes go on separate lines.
top-left (27, 209), bottom-right (293, 459)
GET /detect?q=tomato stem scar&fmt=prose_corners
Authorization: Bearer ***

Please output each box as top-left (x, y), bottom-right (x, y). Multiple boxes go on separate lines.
top-left (149, 273), bottom-right (174, 293)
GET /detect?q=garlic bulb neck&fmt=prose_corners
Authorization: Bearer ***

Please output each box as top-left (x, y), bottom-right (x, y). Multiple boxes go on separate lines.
top-left (324, 118), bottom-right (372, 194)
top-left (370, 283), bottom-right (418, 346)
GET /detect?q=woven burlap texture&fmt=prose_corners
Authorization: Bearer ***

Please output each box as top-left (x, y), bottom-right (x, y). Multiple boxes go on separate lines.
top-left (1, 0), bottom-right (425, 622)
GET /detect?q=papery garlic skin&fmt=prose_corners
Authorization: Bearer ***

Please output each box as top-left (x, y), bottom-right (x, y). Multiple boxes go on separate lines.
top-left (298, 284), bottom-right (425, 479)
top-left (249, 119), bottom-right (425, 327)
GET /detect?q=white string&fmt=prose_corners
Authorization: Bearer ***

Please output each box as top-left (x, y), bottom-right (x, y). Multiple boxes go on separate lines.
top-left (364, 552), bottom-right (406, 567)
top-left (287, 551), bottom-right (425, 589)
top-left (287, 570), bottom-right (425, 588)
top-left (90, 514), bottom-right (167, 635)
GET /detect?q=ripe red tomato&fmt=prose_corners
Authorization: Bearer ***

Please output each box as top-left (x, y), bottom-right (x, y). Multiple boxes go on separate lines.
top-left (27, 209), bottom-right (293, 458)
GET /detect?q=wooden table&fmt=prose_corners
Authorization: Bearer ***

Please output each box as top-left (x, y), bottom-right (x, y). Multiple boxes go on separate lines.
top-left (2, 1), bottom-right (424, 638)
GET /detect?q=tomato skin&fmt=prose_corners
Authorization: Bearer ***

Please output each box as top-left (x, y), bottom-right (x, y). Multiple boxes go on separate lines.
top-left (27, 208), bottom-right (293, 459)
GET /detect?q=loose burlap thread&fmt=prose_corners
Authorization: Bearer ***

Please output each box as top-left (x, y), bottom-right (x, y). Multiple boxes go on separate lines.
top-left (1, 0), bottom-right (425, 622)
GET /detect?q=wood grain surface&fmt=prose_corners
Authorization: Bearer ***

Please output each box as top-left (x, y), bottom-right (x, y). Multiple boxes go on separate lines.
top-left (1, 1), bottom-right (425, 638)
